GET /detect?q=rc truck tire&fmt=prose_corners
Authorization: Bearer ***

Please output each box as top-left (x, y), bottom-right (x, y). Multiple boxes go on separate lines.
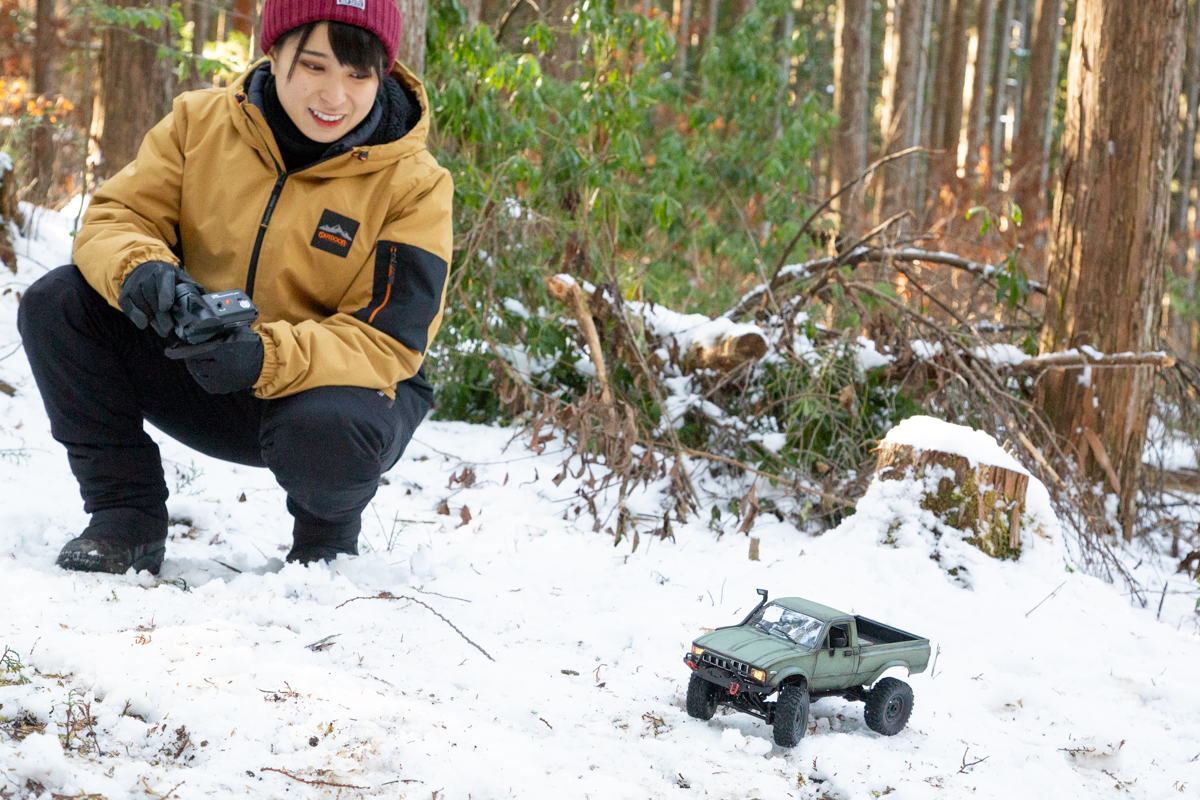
top-left (772, 684), bottom-right (810, 747)
top-left (864, 677), bottom-right (914, 736)
top-left (686, 674), bottom-right (720, 720)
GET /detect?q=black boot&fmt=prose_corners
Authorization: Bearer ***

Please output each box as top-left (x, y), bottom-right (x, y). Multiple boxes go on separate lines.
top-left (285, 514), bottom-right (360, 565)
top-left (56, 508), bottom-right (168, 575)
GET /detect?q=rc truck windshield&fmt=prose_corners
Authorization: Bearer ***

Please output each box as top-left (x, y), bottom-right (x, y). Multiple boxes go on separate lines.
top-left (752, 603), bottom-right (823, 648)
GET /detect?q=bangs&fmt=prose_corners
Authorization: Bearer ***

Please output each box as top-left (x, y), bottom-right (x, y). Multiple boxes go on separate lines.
top-left (281, 21), bottom-right (390, 80)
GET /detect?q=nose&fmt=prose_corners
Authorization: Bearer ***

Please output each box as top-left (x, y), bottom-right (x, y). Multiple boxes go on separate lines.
top-left (319, 78), bottom-right (347, 109)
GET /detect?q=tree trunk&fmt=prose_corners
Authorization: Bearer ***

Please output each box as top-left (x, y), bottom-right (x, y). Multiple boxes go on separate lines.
top-left (876, 443), bottom-right (1030, 559)
top-left (988, 0), bottom-right (1015, 183)
top-left (461, 0), bottom-right (482, 26)
top-left (1010, 0), bottom-right (1029, 136)
top-left (832, 0), bottom-right (871, 232)
top-left (188, 0), bottom-right (211, 90)
top-left (30, 0), bottom-right (57, 207)
top-left (676, 0), bottom-right (693, 79)
top-left (965, 0), bottom-right (997, 186)
top-left (935, 0), bottom-right (973, 189)
top-left (774, 2), bottom-right (794, 139)
top-left (96, 0), bottom-right (174, 180)
top-left (396, 0), bottom-right (429, 75)
top-left (1039, 0), bottom-right (1187, 541)
top-left (880, 0), bottom-right (925, 217)
top-left (930, 0), bottom-right (955, 151)
top-left (1011, 0), bottom-right (1061, 218)
top-left (1176, 0), bottom-right (1200, 237)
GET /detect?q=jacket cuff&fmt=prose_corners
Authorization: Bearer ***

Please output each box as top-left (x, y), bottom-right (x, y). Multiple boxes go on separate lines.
top-left (253, 328), bottom-right (278, 393)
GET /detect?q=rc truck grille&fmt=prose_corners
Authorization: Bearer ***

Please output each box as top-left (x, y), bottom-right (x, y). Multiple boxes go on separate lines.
top-left (702, 651), bottom-right (751, 677)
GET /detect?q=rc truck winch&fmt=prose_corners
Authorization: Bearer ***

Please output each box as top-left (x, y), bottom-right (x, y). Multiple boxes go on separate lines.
top-left (683, 590), bottom-right (931, 746)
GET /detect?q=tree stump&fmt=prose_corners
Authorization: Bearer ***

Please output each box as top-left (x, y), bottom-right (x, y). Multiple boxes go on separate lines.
top-left (875, 442), bottom-right (1030, 559)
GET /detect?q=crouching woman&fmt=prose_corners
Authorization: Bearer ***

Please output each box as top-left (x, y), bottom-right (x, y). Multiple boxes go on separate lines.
top-left (18, 0), bottom-right (451, 573)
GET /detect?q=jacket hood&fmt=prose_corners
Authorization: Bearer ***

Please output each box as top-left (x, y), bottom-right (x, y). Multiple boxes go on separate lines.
top-left (225, 58), bottom-right (433, 177)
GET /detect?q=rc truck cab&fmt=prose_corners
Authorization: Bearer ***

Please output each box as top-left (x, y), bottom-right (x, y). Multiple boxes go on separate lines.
top-left (683, 590), bottom-right (931, 746)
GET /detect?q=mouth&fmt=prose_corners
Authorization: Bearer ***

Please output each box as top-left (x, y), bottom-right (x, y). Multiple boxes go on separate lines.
top-left (309, 109), bottom-right (346, 128)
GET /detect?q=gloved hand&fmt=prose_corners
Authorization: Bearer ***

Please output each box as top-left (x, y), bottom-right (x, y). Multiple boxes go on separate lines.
top-left (119, 261), bottom-right (203, 337)
top-left (164, 327), bottom-right (265, 394)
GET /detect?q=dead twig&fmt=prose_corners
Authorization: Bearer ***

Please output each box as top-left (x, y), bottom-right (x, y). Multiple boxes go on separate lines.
top-left (958, 747), bottom-right (989, 773)
top-left (676, 445), bottom-right (855, 509)
top-left (260, 767), bottom-right (368, 790)
top-left (1025, 580), bottom-right (1068, 617)
top-left (337, 593), bottom-right (496, 662)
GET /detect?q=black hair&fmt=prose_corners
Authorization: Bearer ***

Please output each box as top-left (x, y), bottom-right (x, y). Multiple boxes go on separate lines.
top-left (276, 20), bottom-right (389, 81)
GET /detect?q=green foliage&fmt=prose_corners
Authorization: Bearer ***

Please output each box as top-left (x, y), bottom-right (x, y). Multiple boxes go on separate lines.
top-left (424, 0), bottom-right (833, 422)
top-left (1, 645), bottom-right (30, 686)
top-left (78, 0), bottom-right (240, 81)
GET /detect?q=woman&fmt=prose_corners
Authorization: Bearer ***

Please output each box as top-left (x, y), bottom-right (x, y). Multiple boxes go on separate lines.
top-left (18, 0), bottom-right (452, 574)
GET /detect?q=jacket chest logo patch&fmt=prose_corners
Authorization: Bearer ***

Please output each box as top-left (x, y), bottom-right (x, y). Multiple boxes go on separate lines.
top-left (311, 210), bottom-right (360, 257)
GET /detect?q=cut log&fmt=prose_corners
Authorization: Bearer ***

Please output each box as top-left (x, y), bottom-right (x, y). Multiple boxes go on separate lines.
top-left (876, 442), bottom-right (1029, 559)
top-left (546, 275), bottom-right (769, 374)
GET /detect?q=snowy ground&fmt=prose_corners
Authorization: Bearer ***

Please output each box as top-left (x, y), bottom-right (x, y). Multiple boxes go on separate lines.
top-left (2, 207), bottom-right (1200, 800)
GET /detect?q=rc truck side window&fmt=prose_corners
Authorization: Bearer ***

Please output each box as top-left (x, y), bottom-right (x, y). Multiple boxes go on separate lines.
top-left (828, 624), bottom-right (850, 649)
top-left (753, 603), bottom-right (824, 648)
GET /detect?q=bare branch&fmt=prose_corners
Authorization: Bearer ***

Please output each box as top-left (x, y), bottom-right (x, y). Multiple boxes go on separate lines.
top-left (337, 593), bottom-right (496, 662)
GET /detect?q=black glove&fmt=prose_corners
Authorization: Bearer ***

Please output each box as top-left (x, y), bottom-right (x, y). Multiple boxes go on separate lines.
top-left (164, 327), bottom-right (265, 394)
top-left (119, 261), bottom-right (202, 338)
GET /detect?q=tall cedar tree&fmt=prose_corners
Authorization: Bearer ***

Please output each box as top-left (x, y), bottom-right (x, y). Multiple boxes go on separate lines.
top-left (1040, 0), bottom-right (1187, 540)
top-left (97, 0), bottom-right (174, 179)
top-left (833, 0), bottom-right (871, 233)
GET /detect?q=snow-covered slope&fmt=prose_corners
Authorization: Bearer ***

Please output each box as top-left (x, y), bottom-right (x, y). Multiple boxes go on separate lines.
top-left (2, 207), bottom-right (1199, 799)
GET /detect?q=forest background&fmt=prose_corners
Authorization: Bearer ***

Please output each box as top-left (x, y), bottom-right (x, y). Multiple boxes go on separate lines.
top-left (3, 0), bottom-right (1200, 601)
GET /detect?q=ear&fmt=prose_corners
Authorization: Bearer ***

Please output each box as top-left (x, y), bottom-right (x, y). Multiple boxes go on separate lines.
top-left (266, 47), bottom-right (278, 75)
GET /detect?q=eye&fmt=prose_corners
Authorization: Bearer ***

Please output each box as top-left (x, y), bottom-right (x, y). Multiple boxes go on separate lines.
top-left (303, 60), bottom-right (324, 72)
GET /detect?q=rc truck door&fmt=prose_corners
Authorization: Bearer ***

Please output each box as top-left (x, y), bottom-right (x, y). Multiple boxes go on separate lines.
top-left (811, 620), bottom-right (860, 690)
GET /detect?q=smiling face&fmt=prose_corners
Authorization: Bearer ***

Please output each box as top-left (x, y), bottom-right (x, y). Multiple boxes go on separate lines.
top-left (267, 22), bottom-right (380, 143)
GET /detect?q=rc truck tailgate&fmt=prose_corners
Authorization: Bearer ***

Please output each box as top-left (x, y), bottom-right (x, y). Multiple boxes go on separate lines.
top-left (855, 616), bottom-right (931, 679)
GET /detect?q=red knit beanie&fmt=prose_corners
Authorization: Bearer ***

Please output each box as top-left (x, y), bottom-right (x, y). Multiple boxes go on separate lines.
top-left (260, 0), bottom-right (402, 68)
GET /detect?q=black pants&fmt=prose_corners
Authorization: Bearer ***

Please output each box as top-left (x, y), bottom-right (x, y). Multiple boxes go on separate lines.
top-left (17, 266), bottom-right (431, 546)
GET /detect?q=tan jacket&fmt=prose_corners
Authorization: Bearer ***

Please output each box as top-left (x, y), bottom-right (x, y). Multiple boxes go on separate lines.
top-left (74, 61), bottom-right (452, 399)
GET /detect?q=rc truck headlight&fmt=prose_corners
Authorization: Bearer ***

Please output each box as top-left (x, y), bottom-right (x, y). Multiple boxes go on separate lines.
top-left (690, 645), bottom-right (705, 656)
top-left (751, 669), bottom-right (766, 682)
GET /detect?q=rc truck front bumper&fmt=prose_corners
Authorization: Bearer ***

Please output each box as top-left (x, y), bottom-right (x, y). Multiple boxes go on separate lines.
top-left (684, 652), bottom-right (772, 697)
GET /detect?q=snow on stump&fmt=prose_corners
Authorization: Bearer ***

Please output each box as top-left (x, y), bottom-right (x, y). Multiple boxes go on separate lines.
top-left (875, 417), bottom-right (1030, 560)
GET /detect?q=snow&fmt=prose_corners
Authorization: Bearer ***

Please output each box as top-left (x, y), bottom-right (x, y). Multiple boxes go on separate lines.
top-left (972, 343), bottom-right (1030, 366)
top-left (1, 207), bottom-right (1200, 799)
top-left (910, 339), bottom-right (944, 361)
top-left (884, 416), bottom-right (1030, 475)
top-left (853, 335), bottom-right (895, 373)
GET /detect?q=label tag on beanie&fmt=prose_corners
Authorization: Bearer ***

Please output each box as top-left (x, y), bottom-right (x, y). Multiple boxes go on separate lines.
top-left (336, 0), bottom-right (366, 8)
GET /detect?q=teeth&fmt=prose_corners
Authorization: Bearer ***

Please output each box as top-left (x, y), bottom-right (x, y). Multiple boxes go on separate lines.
top-left (312, 110), bottom-right (345, 122)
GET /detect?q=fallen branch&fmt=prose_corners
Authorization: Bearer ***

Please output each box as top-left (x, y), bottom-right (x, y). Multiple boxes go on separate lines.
top-left (958, 747), bottom-right (989, 774)
top-left (0, 379), bottom-right (14, 397)
top-left (546, 275), bottom-right (613, 404)
top-left (677, 445), bottom-right (856, 509)
top-left (260, 767), bottom-right (368, 790)
top-left (727, 246), bottom-right (1047, 321)
top-left (548, 274), bottom-right (769, 374)
top-left (1006, 351), bottom-right (1175, 372)
top-left (337, 592), bottom-right (496, 662)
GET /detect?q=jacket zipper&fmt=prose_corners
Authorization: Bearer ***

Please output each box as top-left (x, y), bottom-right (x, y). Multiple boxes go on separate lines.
top-left (245, 171), bottom-right (287, 298)
top-left (368, 244), bottom-right (398, 324)
top-left (237, 97), bottom-right (369, 298)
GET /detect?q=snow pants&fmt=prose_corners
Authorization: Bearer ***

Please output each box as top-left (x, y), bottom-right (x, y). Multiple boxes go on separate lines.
top-left (17, 265), bottom-right (431, 548)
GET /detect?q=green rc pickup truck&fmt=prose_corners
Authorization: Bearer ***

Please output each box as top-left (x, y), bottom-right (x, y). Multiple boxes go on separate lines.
top-left (683, 590), bottom-right (931, 747)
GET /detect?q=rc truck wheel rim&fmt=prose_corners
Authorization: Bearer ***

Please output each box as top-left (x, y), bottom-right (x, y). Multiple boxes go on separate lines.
top-left (885, 695), bottom-right (904, 722)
